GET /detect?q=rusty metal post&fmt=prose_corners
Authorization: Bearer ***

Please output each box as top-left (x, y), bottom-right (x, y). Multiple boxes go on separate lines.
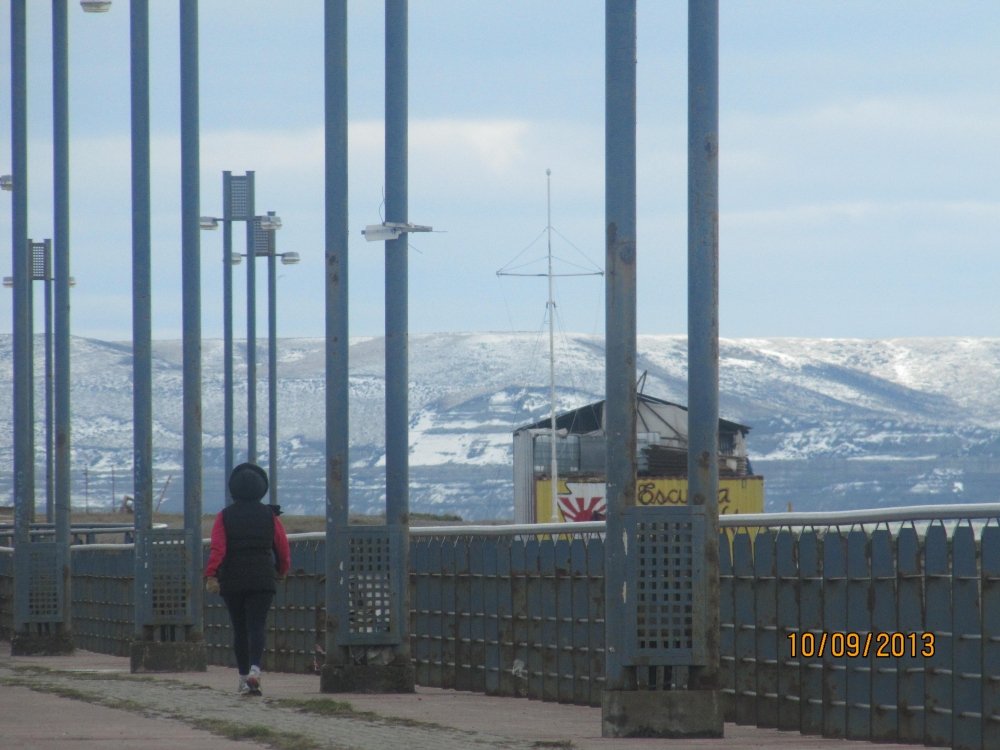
top-left (321, 0), bottom-right (351, 686)
top-left (686, 0), bottom-right (721, 694)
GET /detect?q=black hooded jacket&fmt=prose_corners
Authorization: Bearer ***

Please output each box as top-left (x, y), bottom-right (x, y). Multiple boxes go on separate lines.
top-left (209, 463), bottom-right (281, 596)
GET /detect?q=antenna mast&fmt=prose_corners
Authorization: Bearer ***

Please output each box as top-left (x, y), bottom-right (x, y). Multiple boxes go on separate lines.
top-left (496, 170), bottom-right (603, 524)
top-left (546, 169), bottom-right (559, 522)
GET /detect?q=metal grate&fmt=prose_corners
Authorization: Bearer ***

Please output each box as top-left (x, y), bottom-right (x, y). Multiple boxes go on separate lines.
top-left (136, 529), bottom-right (191, 625)
top-left (253, 216), bottom-right (272, 257)
top-left (623, 505), bottom-right (707, 666)
top-left (26, 543), bottom-right (59, 620)
top-left (334, 526), bottom-right (404, 645)
top-left (31, 241), bottom-right (49, 281)
top-left (228, 176), bottom-right (249, 220)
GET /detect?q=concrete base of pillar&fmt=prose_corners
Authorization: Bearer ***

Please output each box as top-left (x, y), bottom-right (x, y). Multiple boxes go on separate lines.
top-left (10, 632), bottom-right (74, 656)
top-left (602, 689), bottom-right (724, 738)
top-left (130, 640), bottom-right (207, 673)
top-left (320, 663), bottom-right (415, 694)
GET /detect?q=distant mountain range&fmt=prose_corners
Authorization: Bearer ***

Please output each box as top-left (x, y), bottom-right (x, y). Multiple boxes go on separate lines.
top-left (0, 333), bottom-right (997, 518)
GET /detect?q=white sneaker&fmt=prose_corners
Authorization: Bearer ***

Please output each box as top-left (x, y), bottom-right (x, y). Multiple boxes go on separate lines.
top-left (238, 675), bottom-right (250, 695)
top-left (247, 665), bottom-right (261, 695)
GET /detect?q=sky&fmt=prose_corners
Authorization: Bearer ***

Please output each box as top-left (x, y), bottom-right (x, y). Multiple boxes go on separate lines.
top-left (0, 0), bottom-right (999, 341)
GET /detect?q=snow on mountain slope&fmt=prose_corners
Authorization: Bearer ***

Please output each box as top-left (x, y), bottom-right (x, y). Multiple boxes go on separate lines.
top-left (0, 333), bottom-right (996, 516)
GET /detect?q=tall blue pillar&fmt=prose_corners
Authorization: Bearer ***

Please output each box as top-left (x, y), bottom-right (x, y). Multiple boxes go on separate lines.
top-left (686, 0), bottom-right (721, 693)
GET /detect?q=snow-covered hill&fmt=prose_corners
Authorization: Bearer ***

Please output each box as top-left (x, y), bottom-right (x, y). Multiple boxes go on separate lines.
top-left (0, 333), bottom-right (997, 517)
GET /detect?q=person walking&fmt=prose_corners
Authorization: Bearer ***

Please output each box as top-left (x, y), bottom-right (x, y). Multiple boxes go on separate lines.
top-left (205, 463), bottom-right (290, 696)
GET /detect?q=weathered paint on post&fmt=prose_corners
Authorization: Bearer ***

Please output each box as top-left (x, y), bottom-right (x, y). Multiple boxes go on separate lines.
top-left (222, 171), bottom-right (234, 505)
top-left (603, 0), bottom-right (637, 695)
top-left (130, 0), bottom-right (153, 637)
top-left (180, 0), bottom-right (203, 638)
top-left (245, 172), bottom-right (257, 465)
top-left (385, 0), bottom-right (411, 668)
top-left (52, 0), bottom-right (72, 640)
top-left (324, 0), bottom-right (349, 667)
top-left (686, 0), bottom-right (721, 693)
top-left (267, 234), bottom-right (278, 504)
top-left (11, 0), bottom-right (33, 616)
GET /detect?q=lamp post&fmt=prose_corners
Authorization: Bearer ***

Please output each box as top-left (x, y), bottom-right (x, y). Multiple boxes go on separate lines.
top-left (201, 170), bottom-right (254, 504)
top-left (4, 254), bottom-right (75, 527)
top-left (7, 0), bottom-right (106, 657)
top-left (202, 206), bottom-right (293, 506)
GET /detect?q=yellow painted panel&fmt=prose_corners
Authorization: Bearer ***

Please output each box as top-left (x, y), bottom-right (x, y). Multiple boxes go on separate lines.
top-left (535, 476), bottom-right (763, 524)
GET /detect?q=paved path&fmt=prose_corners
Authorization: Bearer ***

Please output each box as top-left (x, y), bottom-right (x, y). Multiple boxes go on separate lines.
top-left (2, 647), bottom-right (918, 749)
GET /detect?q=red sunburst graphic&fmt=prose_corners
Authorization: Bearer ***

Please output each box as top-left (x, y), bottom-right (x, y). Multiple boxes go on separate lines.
top-left (557, 495), bottom-right (607, 522)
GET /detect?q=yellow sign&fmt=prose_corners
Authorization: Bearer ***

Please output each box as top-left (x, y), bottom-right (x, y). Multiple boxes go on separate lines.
top-left (535, 476), bottom-right (764, 524)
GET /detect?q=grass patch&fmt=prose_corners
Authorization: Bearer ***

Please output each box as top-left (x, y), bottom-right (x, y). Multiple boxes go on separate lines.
top-left (269, 697), bottom-right (452, 731)
top-left (192, 718), bottom-right (318, 750)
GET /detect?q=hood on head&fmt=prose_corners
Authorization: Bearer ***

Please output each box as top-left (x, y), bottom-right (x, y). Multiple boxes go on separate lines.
top-left (229, 462), bottom-right (269, 503)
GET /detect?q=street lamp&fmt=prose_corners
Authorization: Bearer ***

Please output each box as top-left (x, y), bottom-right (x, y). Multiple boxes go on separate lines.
top-left (202, 205), bottom-right (294, 506)
top-left (80, 0), bottom-right (112, 11)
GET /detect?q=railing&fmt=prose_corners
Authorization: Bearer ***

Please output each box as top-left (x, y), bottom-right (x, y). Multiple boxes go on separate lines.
top-left (2, 504), bottom-right (1000, 750)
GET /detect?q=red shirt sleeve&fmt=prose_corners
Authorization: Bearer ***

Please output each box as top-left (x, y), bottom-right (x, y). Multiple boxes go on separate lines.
top-left (205, 512), bottom-right (226, 577)
top-left (273, 516), bottom-right (291, 576)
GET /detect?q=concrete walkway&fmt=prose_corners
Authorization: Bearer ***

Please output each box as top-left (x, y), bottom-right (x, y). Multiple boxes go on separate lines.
top-left (2, 647), bottom-right (917, 750)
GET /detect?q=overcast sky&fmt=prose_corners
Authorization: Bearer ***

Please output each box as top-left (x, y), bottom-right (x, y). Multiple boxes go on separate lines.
top-left (0, 1), bottom-right (998, 341)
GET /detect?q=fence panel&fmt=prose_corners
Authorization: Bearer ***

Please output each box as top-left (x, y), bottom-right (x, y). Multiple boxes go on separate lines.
top-left (799, 529), bottom-right (824, 735)
top-left (846, 529), bottom-right (872, 741)
top-left (982, 525), bottom-right (1000, 750)
top-left (897, 524), bottom-right (925, 742)
top-left (719, 530), bottom-right (736, 721)
top-left (823, 530), bottom-right (848, 739)
top-left (869, 527), bottom-right (898, 742)
top-left (950, 524), bottom-right (981, 750)
top-left (733, 531), bottom-right (757, 725)
top-left (924, 523), bottom-right (953, 747)
top-left (482, 538), bottom-right (500, 696)
top-left (775, 528), bottom-right (800, 732)
top-left (469, 538), bottom-right (487, 694)
top-left (754, 530), bottom-right (778, 728)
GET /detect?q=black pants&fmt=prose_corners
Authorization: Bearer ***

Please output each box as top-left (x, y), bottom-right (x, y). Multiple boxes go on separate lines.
top-left (222, 590), bottom-right (274, 675)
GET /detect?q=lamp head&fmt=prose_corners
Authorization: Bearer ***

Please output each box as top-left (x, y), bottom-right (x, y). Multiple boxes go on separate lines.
top-left (259, 213), bottom-right (282, 232)
top-left (280, 252), bottom-right (300, 266)
top-left (0, 175), bottom-right (12, 192)
top-left (80, 1), bottom-right (112, 12)
top-left (200, 216), bottom-right (220, 230)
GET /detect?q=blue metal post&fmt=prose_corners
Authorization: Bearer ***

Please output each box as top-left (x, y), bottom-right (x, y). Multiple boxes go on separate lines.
top-left (180, 0), bottom-right (204, 639)
top-left (53, 1), bottom-right (71, 564)
top-left (43, 261), bottom-right (53, 525)
top-left (686, 0), bottom-right (721, 691)
top-left (385, 0), bottom-right (411, 667)
top-left (603, 0), bottom-right (637, 694)
top-left (323, 0), bottom-right (350, 669)
top-left (131, 0), bottom-right (153, 638)
top-left (267, 226), bottom-right (278, 505)
top-left (245, 172), bottom-right (257, 465)
top-left (222, 171), bottom-right (234, 505)
top-left (11, 0), bottom-right (33, 629)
